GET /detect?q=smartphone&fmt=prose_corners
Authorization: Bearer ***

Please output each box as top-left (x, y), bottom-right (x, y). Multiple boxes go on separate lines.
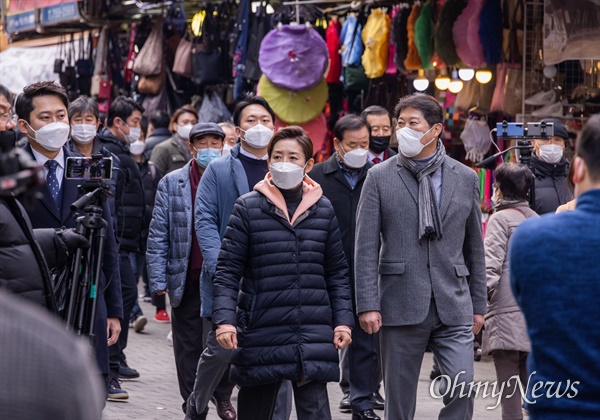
top-left (527, 122), bottom-right (554, 138)
top-left (65, 156), bottom-right (113, 180)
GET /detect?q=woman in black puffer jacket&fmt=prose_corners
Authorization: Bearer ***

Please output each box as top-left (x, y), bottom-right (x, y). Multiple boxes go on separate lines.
top-left (212, 127), bottom-right (354, 420)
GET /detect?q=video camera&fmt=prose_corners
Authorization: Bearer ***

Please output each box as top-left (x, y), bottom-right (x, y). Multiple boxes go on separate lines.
top-left (0, 130), bottom-right (45, 200)
top-left (476, 120), bottom-right (555, 168)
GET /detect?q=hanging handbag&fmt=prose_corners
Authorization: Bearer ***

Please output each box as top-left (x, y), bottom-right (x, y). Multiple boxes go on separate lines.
top-left (172, 32), bottom-right (193, 78)
top-left (138, 69), bottom-right (166, 95)
top-left (53, 36), bottom-right (65, 74)
top-left (191, 5), bottom-right (226, 86)
top-left (60, 34), bottom-right (78, 100)
top-left (75, 32), bottom-right (94, 96)
top-left (133, 17), bottom-right (164, 76)
top-left (192, 48), bottom-right (225, 85)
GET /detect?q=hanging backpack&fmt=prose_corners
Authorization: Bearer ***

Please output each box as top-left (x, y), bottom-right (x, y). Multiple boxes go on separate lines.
top-left (361, 8), bottom-right (391, 79)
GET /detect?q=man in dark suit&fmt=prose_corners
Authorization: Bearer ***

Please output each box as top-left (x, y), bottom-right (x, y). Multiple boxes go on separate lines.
top-left (15, 81), bottom-right (124, 400)
top-left (355, 94), bottom-right (486, 419)
top-left (310, 115), bottom-right (379, 420)
top-left (360, 105), bottom-right (397, 165)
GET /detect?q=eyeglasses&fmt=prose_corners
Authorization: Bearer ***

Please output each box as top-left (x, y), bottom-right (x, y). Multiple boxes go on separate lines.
top-left (0, 113), bottom-right (18, 124)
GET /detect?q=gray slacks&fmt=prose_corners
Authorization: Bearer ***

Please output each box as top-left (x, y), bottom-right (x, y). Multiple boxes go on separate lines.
top-left (187, 330), bottom-right (293, 419)
top-left (492, 350), bottom-right (528, 420)
top-left (381, 300), bottom-right (474, 420)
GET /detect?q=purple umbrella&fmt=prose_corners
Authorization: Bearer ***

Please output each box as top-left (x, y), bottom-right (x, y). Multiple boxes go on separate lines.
top-left (259, 24), bottom-right (329, 91)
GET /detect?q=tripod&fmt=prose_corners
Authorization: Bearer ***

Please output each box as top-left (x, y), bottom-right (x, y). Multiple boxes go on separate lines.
top-left (476, 139), bottom-right (537, 208)
top-left (63, 180), bottom-right (112, 348)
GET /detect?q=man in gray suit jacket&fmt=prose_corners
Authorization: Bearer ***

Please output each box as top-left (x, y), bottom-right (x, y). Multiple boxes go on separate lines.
top-left (354, 93), bottom-right (486, 420)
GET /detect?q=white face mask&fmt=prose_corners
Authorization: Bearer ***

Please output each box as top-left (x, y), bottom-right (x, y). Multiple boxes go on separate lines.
top-left (396, 126), bottom-right (436, 158)
top-left (222, 143), bottom-right (233, 157)
top-left (118, 122), bottom-right (141, 144)
top-left (129, 140), bottom-right (146, 156)
top-left (270, 161), bottom-right (307, 190)
top-left (27, 121), bottom-right (70, 151)
top-left (70, 124), bottom-right (97, 145)
top-left (339, 144), bottom-right (369, 169)
top-left (537, 144), bottom-right (563, 164)
top-left (242, 124), bottom-right (273, 149)
top-left (176, 123), bottom-right (194, 140)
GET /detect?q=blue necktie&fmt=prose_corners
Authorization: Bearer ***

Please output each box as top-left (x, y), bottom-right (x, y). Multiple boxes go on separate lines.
top-left (44, 160), bottom-right (60, 205)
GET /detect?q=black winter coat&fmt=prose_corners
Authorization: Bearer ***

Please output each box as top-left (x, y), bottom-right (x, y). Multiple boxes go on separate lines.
top-left (212, 189), bottom-right (354, 387)
top-left (0, 197), bottom-right (62, 308)
top-left (309, 156), bottom-right (371, 297)
top-left (137, 156), bottom-right (162, 252)
top-left (531, 157), bottom-right (573, 215)
top-left (97, 128), bottom-right (145, 252)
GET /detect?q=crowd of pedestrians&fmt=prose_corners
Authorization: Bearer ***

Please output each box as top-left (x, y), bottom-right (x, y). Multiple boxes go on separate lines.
top-left (0, 80), bottom-right (598, 420)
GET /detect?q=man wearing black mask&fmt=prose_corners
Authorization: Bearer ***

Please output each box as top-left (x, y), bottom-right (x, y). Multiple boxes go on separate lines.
top-left (361, 106), bottom-right (397, 165)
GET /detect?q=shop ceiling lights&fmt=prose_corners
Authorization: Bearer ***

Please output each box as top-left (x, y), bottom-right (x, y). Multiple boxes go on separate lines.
top-left (413, 69), bottom-right (429, 92)
top-left (458, 68), bottom-right (475, 81)
top-left (435, 76), bottom-right (451, 90)
top-left (448, 70), bottom-right (463, 94)
top-left (475, 69), bottom-right (493, 84)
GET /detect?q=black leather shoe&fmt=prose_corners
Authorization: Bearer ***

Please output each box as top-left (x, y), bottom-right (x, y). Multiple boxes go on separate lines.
top-left (352, 409), bottom-right (381, 420)
top-left (339, 392), bottom-right (351, 412)
top-left (211, 397), bottom-right (236, 420)
top-left (373, 390), bottom-right (385, 410)
top-left (118, 362), bottom-right (140, 379)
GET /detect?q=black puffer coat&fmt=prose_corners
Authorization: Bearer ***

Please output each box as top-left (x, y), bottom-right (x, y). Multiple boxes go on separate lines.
top-left (212, 188), bottom-right (354, 387)
top-left (97, 128), bottom-right (145, 252)
top-left (0, 197), bottom-right (62, 308)
top-left (531, 156), bottom-right (573, 215)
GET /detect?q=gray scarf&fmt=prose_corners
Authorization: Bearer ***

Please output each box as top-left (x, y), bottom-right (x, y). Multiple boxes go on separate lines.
top-left (398, 141), bottom-right (446, 241)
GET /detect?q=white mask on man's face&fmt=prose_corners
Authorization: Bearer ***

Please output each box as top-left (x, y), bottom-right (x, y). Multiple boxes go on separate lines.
top-left (339, 144), bottom-right (369, 169)
top-left (537, 144), bottom-right (563, 164)
top-left (242, 124), bottom-right (273, 149)
top-left (27, 121), bottom-right (70, 151)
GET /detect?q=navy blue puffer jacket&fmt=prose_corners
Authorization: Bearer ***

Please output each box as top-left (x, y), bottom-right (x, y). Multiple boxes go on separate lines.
top-left (212, 183), bottom-right (354, 387)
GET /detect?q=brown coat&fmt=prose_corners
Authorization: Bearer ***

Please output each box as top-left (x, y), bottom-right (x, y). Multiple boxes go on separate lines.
top-left (149, 134), bottom-right (192, 175)
top-left (482, 201), bottom-right (538, 355)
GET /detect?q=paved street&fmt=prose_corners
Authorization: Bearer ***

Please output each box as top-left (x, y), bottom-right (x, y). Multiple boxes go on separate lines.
top-left (103, 297), bottom-right (513, 420)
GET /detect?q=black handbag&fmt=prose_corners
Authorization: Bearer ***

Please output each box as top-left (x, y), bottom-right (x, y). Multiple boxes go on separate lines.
top-left (53, 35), bottom-right (65, 74)
top-left (60, 34), bottom-right (78, 100)
top-left (76, 32), bottom-right (94, 96)
top-left (191, 4), bottom-right (225, 86)
top-left (192, 48), bottom-right (225, 86)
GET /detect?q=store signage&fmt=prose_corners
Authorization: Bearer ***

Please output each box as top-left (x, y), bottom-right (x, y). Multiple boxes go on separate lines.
top-left (40, 2), bottom-right (80, 25)
top-left (5, 10), bottom-right (36, 33)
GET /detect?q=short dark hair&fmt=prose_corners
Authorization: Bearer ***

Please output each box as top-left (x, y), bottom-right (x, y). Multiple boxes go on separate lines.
top-left (267, 126), bottom-right (313, 162)
top-left (148, 110), bottom-right (170, 130)
top-left (232, 93), bottom-right (276, 127)
top-left (106, 96), bottom-right (144, 127)
top-left (0, 84), bottom-right (13, 105)
top-left (169, 105), bottom-right (198, 132)
top-left (68, 96), bottom-right (99, 121)
top-left (495, 163), bottom-right (533, 202)
top-left (15, 81), bottom-right (69, 123)
top-left (334, 114), bottom-right (370, 142)
top-left (361, 105), bottom-right (391, 125)
top-left (576, 114), bottom-right (600, 182)
top-left (394, 93), bottom-right (445, 128)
